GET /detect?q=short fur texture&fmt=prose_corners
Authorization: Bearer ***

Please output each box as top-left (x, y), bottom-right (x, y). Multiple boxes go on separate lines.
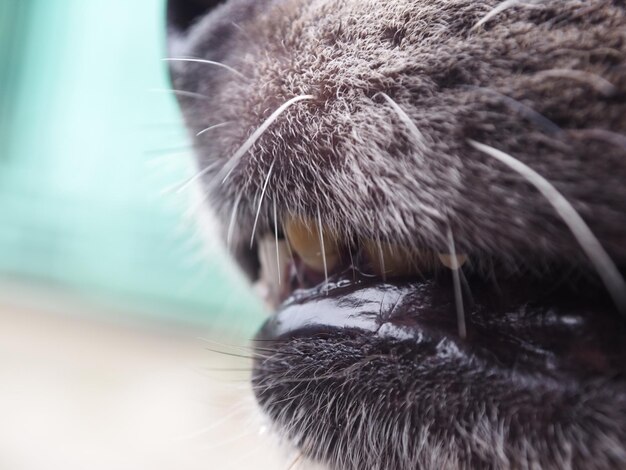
top-left (171, 0), bottom-right (626, 270)
top-left (167, 1), bottom-right (626, 468)
top-left (254, 334), bottom-right (626, 470)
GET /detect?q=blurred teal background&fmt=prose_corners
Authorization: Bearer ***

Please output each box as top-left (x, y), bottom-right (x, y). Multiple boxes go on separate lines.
top-left (0, 0), bottom-right (263, 333)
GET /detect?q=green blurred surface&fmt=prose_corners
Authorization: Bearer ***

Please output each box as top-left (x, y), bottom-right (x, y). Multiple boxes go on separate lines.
top-left (0, 0), bottom-right (264, 331)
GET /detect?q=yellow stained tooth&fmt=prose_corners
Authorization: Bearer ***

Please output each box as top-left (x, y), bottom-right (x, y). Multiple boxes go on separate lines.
top-left (438, 253), bottom-right (468, 270)
top-left (363, 240), bottom-right (435, 278)
top-left (284, 217), bottom-right (339, 272)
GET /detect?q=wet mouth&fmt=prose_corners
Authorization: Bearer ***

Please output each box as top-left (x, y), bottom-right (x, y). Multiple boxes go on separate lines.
top-left (250, 217), bottom-right (626, 467)
top-left (257, 271), bottom-right (626, 381)
top-left (253, 217), bottom-right (626, 379)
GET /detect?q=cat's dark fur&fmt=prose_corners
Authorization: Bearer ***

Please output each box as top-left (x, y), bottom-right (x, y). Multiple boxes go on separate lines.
top-left (167, 1), bottom-right (626, 468)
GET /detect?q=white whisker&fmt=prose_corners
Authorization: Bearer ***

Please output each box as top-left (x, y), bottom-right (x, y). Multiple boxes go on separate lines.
top-left (274, 199), bottom-right (282, 285)
top-left (447, 228), bottom-right (467, 339)
top-left (472, 0), bottom-right (544, 30)
top-left (317, 207), bottom-right (329, 287)
top-left (198, 426), bottom-right (258, 452)
top-left (378, 92), bottom-right (427, 153)
top-left (220, 94), bottom-right (315, 184)
top-left (172, 402), bottom-right (250, 441)
top-left (197, 121), bottom-right (232, 136)
top-left (163, 57), bottom-right (246, 78)
top-left (284, 228), bottom-right (303, 285)
top-left (533, 68), bottom-right (617, 97)
top-left (377, 238), bottom-right (387, 282)
top-left (251, 158), bottom-right (276, 247)
top-left (287, 452), bottom-right (304, 470)
top-left (145, 145), bottom-right (191, 156)
top-left (570, 128), bottom-right (626, 150)
top-left (175, 160), bottom-right (221, 194)
top-left (348, 245), bottom-right (357, 280)
top-left (227, 193), bottom-right (243, 252)
top-left (467, 86), bottom-right (562, 135)
top-left (148, 87), bottom-right (210, 100)
top-left (468, 139), bottom-right (626, 316)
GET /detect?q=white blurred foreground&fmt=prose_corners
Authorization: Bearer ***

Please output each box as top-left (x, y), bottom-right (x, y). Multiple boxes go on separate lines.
top-left (0, 297), bottom-right (291, 470)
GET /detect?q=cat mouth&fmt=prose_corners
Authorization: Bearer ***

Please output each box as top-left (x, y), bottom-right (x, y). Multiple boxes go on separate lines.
top-left (255, 265), bottom-right (626, 382)
top-left (253, 216), bottom-right (626, 380)
top-left (250, 217), bottom-right (626, 467)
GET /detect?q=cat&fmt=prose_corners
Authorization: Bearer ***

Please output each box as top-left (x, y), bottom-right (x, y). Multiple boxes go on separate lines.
top-left (167, 1), bottom-right (626, 468)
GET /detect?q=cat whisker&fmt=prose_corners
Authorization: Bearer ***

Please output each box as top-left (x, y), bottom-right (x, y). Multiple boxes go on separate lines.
top-left (532, 68), bottom-right (617, 97)
top-left (203, 347), bottom-right (264, 360)
top-left (198, 337), bottom-right (271, 360)
top-left (472, 0), bottom-right (544, 30)
top-left (287, 452), bottom-right (304, 470)
top-left (274, 199), bottom-right (282, 286)
top-left (219, 94), bottom-right (315, 184)
top-left (317, 207), bottom-right (329, 287)
top-left (464, 86), bottom-right (562, 135)
top-left (468, 139), bottom-right (626, 316)
top-left (569, 128), bottom-right (626, 151)
top-left (252, 356), bottom-right (381, 386)
top-left (199, 336), bottom-right (267, 354)
top-left (227, 193), bottom-right (243, 252)
top-left (283, 227), bottom-right (304, 285)
top-left (200, 367), bottom-right (253, 372)
top-left (144, 145), bottom-right (191, 156)
top-left (376, 237), bottom-right (386, 282)
top-left (377, 92), bottom-right (428, 154)
top-left (148, 87), bottom-right (211, 100)
top-left (175, 160), bottom-right (221, 194)
top-left (447, 227), bottom-right (467, 339)
top-left (163, 57), bottom-right (247, 78)
top-left (251, 158), bottom-right (276, 247)
top-left (252, 346), bottom-right (302, 357)
top-left (197, 121), bottom-right (232, 136)
top-left (172, 402), bottom-right (251, 441)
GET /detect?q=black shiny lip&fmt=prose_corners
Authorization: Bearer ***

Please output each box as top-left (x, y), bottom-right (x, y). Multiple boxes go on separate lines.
top-left (252, 270), bottom-right (626, 470)
top-left (256, 271), bottom-right (626, 381)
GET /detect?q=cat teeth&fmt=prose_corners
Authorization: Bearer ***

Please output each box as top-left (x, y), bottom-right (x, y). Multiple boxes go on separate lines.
top-left (363, 240), bottom-right (435, 278)
top-left (258, 234), bottom-right (291, 283)
top-left (263, 219), bottom-right (468, 283)
top-left (437, 253), bottom-right (468, 270)
top-left (363, 241), bottom-right (468, 276)
top-left (257, 234), bottom-right (290, 306)
top-left (284, 217), bottom-right (340, 273)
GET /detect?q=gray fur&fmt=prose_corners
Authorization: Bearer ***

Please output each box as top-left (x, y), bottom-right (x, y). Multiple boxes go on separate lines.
top-left (172, 0), bottom-right (626, 271)
top-left (253, 335), bottom-right (626, 470)
top-left (168, 0), bottom-right (626, 468)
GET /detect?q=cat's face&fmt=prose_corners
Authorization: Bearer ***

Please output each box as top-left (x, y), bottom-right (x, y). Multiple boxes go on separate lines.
top-left (167, 1), bottom-right (626, 468)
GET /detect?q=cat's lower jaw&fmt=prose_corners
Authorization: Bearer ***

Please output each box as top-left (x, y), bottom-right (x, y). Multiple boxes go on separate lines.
top-left (251, 269), bottom-right (626, 470)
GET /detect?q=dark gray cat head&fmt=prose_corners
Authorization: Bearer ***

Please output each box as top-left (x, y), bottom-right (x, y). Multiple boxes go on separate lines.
top-left (167, 1), bottom-right (626, 468)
